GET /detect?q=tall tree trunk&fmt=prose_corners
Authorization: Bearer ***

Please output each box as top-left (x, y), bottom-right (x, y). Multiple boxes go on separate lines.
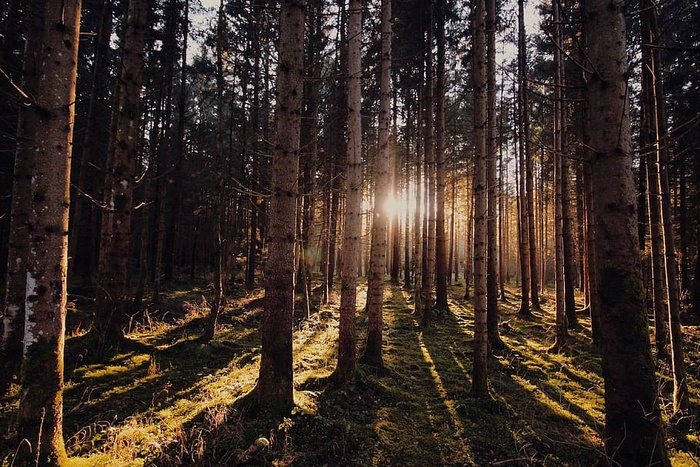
top-left (552, 0), bottom-right (568, 351)
top-left (421, 1), bottom-right (436, 328)
top-left (362, 0), bottom-right (391, 367)
top-left (249, 0), bottom-right (305, 410)
top-left (92, 0), bottom-right (149, 355)
top-left (335, 0), bottom-right (362, 382)
top-left (0, 0), bottom-right (39, 396)
top-left (485, 0), bottom-right (502, 349)
top-left (516, 0), bottom-right (531, 317)
top-left (585, 0), bottom-right (670, 463)
top-left (16, 0), bottom-right (81, 463)
top-left (434, 0), bottom-right (449, 313)
top-left (471, 0), bottom-right (489, 397)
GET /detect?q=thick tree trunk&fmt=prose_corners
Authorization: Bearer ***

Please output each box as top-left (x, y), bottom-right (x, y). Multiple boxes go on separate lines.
top-left (16, 0), bottom-right (81, 463)
top-left (250, 0), bottom-right (305, 410)
top-left (585, 0), bottom-right (670, 463)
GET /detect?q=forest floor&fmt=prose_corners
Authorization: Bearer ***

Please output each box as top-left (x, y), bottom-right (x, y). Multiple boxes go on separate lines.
top-left (2, 279), bottom-right (700, 466)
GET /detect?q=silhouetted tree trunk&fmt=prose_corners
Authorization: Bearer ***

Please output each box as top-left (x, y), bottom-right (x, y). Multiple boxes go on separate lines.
top-left (486, 0), bottom-right (502, 349)
top-left (434, 0), bottom-right (449, 313)
top-left (362, 0), bottom-right (391, 368)
top-left (335, 0), bottom-right (362, 382)
top-left (92, 0), bottom-right (149, 355)
top-left (250, 0), bottom-right (305, 410)
top-left (471, 0), bottom-right (489, 397)
top-left (585, 0), bottom-right (670, 463)
top-left (516, 0), bottom-right (531, 317)
top-left (16, 0), bottom-right (81, 463)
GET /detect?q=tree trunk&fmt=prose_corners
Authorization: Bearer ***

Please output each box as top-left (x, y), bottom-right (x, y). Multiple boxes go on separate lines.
top-left (516, 0), bottom-right (531, 317)
top-left (585, 0), bottom-right (670, 463)
top-left (486, 0), bottom-right (502, 349)
top-left (470, 0), bottom-right (489, 397)
top-left (16, 0), bottom-right (81, 463)
top-left (93, 0), bottom-right (150, 356)
top-left (0, 0), bottom-right (40, 396)
top-left (250, 0), bottom-right (305, 410)
top-left (335, 0), bottom-right (361, 382)
top-left (362, 0), bottom-right (391, 367)
top-left (434, 0), bottom-right (449, 313)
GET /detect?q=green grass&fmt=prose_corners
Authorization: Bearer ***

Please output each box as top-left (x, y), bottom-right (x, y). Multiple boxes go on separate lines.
top-left (2, 279), bottom-right (700, 466)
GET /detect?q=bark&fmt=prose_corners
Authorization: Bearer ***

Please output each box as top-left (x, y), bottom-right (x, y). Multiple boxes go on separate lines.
top-left (1, 0), bottom-right (40, 396)
top-left (642, 0), bottom-right (689, 415)
top-left (516, 0), bottom-right (531, 317)
top-left (434, 0), bottom-right (449, 313)
top-left (362, 0), bottom-right (391, 368)
top-left (335, 0), bottom-right (361, 382)
top-left (16, 0), bottom-right (81, 463)
top-left (421, 1), bottom-right (436, 329)
top-left (585, 0), bottom-right (670, 463)
top-left (250, 0), bottom-right (305, 410)
top-left (485, 0), bottom-right (502, 349)
top-left (93, 0), bottom-right (150, 355)
top-left (471, 0), bottom-right (489, 397)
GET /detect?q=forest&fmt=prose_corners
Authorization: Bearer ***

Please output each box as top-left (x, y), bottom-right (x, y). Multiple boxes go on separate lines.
top-left (1, 0), bottom-right (699, 465)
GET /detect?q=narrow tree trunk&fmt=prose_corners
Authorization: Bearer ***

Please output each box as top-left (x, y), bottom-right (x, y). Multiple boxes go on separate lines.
top-left (0, 0), bottom-right (40, 396)
top-left (434, 0), bottom-right (449, 312)
top-left (362, 0), bottom-right (391, 367)
top-left (335, 0), bottom-right (362, 382)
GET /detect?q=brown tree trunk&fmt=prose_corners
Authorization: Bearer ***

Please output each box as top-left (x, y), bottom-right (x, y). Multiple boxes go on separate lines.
top-left (471, 0), bottom-right (489, 397)
top-left (0, 0), bottom-right (40, 396)
top-left (16, 0), bottom-right (81, 463)
top-left (92, 0), bottom-right (149, 355)
top-left (434, 0), bottom-right (449, 313)
top-left (585, 0), bottom-right (670, 462)
top-left (335, 0), bottom-right (361, 382)
top-left (362, 0), bottom-right (391, 368)
top-left (249, 0), bottom-right (305, 410)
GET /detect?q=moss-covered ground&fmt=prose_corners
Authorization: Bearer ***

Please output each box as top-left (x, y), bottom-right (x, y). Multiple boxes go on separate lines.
top-left (2, 279), bottom-right (700, 466)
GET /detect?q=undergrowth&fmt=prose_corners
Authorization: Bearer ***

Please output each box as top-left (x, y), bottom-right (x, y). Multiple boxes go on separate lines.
top-left (2, 280), bottom-right (700, 466)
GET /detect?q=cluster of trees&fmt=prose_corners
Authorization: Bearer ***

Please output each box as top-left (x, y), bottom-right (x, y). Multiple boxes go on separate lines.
top-left (0, 0), bottom-right (699, 465)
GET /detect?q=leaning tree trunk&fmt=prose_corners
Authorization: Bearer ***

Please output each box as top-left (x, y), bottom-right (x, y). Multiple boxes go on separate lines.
top-left (249, 0), bottom-right (305, 410)
top-left (16, 0), bottom-right (81, 464)
top-left (584, 0), bottom-right (670, 463)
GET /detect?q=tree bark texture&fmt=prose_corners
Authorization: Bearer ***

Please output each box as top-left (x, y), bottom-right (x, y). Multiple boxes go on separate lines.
top-left (17, 0), bottom-right (81, 463)
top-left (585, 0), bottom-right (670, 463)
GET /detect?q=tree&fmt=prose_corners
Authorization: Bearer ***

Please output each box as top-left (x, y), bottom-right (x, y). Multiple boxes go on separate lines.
top-left (335, 0), bottom-right (362, 382)
top-left (362, 0), bottom-right (391, 368)
top-left (247, 0), bottom-right (306, 410)
top-left (15, 0), bottom-right (81, 463)
top-left (91, 0), bottom-right (150, 355)
top-left (0, 0), bottom-right (39, 396)
top-left (584, 0), bottom-right (670, 463)
top-left (471, 0), bottom-right (489, 397)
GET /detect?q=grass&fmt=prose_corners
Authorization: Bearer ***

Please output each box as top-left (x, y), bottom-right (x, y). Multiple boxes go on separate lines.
top-left (2, 278), bottom-right (700, 466)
